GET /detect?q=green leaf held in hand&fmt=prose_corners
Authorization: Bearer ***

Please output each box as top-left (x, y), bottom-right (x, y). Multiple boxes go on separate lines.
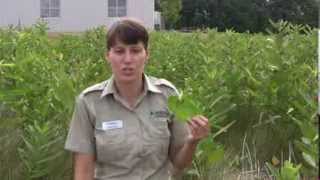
top-left (168, 93), bottom-right (202, 122)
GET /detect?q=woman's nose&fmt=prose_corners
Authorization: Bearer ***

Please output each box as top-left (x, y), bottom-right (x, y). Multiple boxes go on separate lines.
top-left (123, 51), bottom-right (133, 63)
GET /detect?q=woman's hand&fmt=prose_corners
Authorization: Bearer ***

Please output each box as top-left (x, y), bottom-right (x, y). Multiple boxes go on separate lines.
top-left (170, 115), bottom-right (210, 172)
top-left (186, 115), bottom-right (210, 144)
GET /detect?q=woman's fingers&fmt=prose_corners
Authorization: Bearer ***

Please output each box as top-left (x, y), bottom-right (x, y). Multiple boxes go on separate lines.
top-left (187, 115), bottom-right (210, 138)
top-left (190, 116), bottom-right (209, 130)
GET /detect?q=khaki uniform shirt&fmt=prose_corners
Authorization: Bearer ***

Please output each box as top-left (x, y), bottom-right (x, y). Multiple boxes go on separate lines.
top-left (65, 74), bottom-right (189, 180)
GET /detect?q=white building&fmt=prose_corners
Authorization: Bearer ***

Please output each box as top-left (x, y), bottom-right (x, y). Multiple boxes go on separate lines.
top-left (0, 0), bottom-right (156, 32)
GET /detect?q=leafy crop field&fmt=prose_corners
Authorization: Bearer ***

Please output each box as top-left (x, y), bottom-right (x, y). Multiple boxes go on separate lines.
top-left (0, 22), bottom-right (318, 179)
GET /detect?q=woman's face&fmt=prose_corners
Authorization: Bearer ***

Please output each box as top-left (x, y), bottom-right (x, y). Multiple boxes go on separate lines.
top-left (106, 40), bottom-right (148, 84)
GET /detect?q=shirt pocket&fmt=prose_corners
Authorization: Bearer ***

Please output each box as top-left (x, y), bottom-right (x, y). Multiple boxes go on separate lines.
top-left (94, 124), bottom-right (127, 163)
top-left (149, 114), bottom-right (171, 139)
top-left (145, 115), bottom-right (171, 158)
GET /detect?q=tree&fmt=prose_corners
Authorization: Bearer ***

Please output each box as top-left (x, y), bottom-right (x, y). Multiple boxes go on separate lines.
top-left (180, 0), bottom-right (318, 32)
top-left (160, 0), bottom-right (182, 29)
top-left (266, 0), bottom-right (318, 28)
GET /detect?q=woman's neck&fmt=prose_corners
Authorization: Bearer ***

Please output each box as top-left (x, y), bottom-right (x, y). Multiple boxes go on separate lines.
top-left (114, 77), bottom-right (144, 106)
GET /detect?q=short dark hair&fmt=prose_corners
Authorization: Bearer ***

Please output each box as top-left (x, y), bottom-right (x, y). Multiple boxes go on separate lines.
top-left (106, 18), bottom-right (149, 51)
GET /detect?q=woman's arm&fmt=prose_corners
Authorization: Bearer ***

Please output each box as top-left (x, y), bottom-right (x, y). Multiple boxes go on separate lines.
top-left (170, 140), bottom-right (198, 171)
top-left (171, 115), bottom-right (210, 171)
top-left (73, 152), bottom-right (95, 180)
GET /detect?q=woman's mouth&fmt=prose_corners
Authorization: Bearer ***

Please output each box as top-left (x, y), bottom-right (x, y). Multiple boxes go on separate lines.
top-left (122, 67), bottom-right (134, 75)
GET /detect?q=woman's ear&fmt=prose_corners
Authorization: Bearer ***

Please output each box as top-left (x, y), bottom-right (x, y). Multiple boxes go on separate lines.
top-left (145, 49), bottom-right (149, 64)
top-left (105, 51), bottom-right (110, 63)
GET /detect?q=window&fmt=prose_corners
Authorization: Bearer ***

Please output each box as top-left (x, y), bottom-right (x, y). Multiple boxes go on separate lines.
top-left (40, 0), bottom-right (60, 18)
top-left (108, 0), bottom-right (127, 17)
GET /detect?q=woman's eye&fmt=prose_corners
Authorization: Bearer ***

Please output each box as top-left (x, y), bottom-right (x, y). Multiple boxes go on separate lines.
top-left (114, 49), bottom-right (124, 54)
top-left (131, 48), bottom-right (141, 53)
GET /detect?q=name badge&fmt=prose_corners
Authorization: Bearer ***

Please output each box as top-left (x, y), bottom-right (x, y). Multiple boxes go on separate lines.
top-left (102, 120), bottom-right (123, 130)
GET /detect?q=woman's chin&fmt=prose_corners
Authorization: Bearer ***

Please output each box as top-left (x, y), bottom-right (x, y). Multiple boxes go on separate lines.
top-left (117, 75), bottom-right (138, 83)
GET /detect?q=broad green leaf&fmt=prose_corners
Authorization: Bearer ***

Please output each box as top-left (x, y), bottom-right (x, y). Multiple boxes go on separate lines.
top-left (300, 123), bottom-right (317, 140)
top-left (280, 161), bottom-right (300, 180)
top-left (168, 94), bottom-right (201, 122)
top-left (0, 89), bottom-right (28, 101)
top-left (198, 138), bottom-right (224, 165)
top-left (302, 152), bottom-right (317, 168)
top-left (0, 63), bottom-right (15, 67)
top-left (294, 141), bottom-right (316, 157)
top-left (207, 147), bottom-right (224, 165)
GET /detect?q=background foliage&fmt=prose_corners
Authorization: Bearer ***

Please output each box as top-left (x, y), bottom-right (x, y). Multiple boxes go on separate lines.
top-left (0, 22), bottom-right (318, 179)
top-left (161, 0), bottom-right (319, 32)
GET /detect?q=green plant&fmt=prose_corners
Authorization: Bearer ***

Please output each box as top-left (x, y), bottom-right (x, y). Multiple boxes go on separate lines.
top-left (289, 91), bottom-right (318, 177)
top-left (168, 92), bottom-right (202, 122)
top-left (168, 93), bottom-right (236, 180)
top-left (267, 160), bottom-right (301, 180)
top-left (18, 121), bottom-right (71, 179)
top-left (0, 21), bottom-right (317, 179)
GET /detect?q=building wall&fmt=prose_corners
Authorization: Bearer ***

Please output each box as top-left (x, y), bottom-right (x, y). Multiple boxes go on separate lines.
top-left (0, 0), bottom-right (154, 32)
top-left (0, 0), bottom-right (40, 28)
top-left (59, 0), bottom-right (107, 32)
top-left (127, 0), bottom-right (154, 30)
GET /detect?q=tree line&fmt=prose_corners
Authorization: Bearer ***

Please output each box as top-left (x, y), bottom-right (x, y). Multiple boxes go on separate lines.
top-left (157, 0), bottom-right (319, 33)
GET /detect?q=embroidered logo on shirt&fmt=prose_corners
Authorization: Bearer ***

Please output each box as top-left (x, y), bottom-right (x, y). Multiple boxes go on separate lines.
top-left (150, 110), bottom-right (170, 118)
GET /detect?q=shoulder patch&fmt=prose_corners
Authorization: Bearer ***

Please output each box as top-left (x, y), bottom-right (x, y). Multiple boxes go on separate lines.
top-left (82, 80), bottom-right (108, 96)
top-left (154, 78), bottom-right (180, 96)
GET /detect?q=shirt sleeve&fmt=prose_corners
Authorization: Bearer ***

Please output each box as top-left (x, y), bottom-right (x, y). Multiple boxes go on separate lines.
top-left (166, 87), bottom-right (189, 157)
top-left (64, 94), bottom-right (95, 154)
top-left (169, 117), bottom-right (189, 152)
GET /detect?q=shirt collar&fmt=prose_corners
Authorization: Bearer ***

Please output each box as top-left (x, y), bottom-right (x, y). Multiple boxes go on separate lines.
top-left (144, 74), bottom-right (162, 94)
top-left (100, 74), bottom-right (161, 98)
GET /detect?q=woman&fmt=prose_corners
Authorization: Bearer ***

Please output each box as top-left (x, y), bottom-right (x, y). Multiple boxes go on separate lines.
top-left (65, 18), bottom-right (210, 180)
